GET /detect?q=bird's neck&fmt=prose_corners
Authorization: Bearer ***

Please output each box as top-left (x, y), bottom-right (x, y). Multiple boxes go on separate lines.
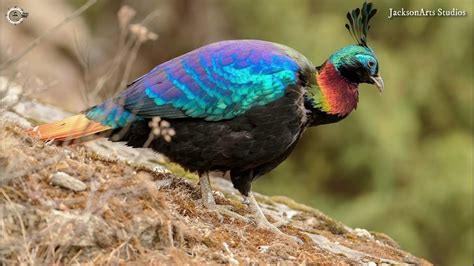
top-left (307, 61), bottom-right (359, 117)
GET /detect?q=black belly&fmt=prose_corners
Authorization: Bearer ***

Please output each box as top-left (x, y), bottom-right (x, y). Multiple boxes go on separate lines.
top-left (116, 87), bottom-right (307, 195)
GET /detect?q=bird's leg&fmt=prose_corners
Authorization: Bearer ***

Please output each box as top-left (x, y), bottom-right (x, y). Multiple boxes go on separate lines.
top-left (245, 192), bottom-right (302, 244)
top-left (241, 195), bottom-right (287, 227)
top-left (199, 172), bottom-right (250, 222)
top-left (199, 171), bottom-right (216, 207)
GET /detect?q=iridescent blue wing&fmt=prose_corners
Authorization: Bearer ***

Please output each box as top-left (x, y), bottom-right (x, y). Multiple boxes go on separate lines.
top-left (86, 40), bottom-right (306, 127)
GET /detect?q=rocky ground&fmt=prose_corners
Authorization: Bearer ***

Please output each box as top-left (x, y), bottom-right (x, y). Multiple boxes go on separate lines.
top-left (0, 77), bottom-right (431, 264)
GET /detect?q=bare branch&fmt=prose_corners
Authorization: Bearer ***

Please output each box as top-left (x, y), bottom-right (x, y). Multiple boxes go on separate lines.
top-left (0, 0), bottom-right (98, 71)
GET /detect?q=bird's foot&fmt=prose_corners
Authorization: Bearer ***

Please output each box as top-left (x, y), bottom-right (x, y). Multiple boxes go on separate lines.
top-left (254, 214), bottom-right (301, 244)
top-left (272, 219), bottom-right (291, 228)
top-left (241, 195), bottom-right (290, 228)
top-left (241, 196), bottom-right (250, 205)
top-left (203, 201), bottom-right (251, 223)
top-left (246, 192), bottom-right (303, 245)
top-left (199, 173), bottom-right (251, 223)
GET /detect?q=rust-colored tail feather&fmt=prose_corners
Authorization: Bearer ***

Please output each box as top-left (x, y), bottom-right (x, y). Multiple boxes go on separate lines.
top-left (28, 114), bottom-right (111, 142)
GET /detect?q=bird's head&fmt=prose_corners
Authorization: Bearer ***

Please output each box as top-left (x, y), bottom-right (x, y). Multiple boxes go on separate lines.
top-left (329, 44), bottom-right (383, 92)
top-left (329, 2), bottom-right (383, 92)
top-left (308, 2), bottom-right (383, 118)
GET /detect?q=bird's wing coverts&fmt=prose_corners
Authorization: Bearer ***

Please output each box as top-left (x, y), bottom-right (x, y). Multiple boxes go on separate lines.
top-left (116, 40), bottom-right (302, 121)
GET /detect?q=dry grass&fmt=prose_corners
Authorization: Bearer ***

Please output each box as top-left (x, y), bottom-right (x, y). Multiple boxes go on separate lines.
top-left (77, 5), bottom-right (159, 105)
top-left (0, 124), bottom-right (340, 264)
top-left (0, 121), bottom-right (432, 264)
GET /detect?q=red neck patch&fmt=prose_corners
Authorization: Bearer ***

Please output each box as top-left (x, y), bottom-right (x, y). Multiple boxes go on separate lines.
top-left (316, 62), bottom-right (359, 116)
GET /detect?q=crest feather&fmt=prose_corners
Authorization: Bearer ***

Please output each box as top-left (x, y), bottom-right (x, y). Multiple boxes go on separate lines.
top-left (344, 2), bottom-right (377, 47)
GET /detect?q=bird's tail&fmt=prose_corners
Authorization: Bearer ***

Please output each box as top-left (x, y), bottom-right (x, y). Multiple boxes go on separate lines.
top-left (27, 114), bottom-right (112, 142)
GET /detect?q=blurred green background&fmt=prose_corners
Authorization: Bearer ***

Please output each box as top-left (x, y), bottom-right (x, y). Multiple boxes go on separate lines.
top-left (1, 0), bottom-right (472, 264)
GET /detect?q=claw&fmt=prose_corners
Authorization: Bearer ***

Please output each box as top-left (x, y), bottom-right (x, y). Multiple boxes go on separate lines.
top-left (245, 192), bottom-right (303, 245)
top-left (199, 172), bottom-right (252, 223)
top-left (272, 220), bottom-right (290, 228)
top-left (198, 173), bottom-right (303, 244)
top-left (206, 204), bottom-right (252, 223)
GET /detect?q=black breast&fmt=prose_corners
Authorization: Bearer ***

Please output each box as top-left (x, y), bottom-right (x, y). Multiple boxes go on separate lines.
top-left (117, 85), bottom-right (308, 195)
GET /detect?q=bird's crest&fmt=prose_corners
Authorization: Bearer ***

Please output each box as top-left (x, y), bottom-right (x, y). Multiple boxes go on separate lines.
top-left (345, 2), bottom-right (377, 47)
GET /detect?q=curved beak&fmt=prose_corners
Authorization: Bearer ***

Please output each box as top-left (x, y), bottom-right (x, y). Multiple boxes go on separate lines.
top-left (370, 74), bottom-right (384, 93)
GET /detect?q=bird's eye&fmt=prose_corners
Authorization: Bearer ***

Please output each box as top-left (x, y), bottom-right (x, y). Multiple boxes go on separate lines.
top-left (368, 61), bottom-right (375, 67)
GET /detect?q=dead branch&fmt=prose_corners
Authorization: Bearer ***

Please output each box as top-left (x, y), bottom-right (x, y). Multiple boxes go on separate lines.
top-left (0, 0), bottom-right (98, 71)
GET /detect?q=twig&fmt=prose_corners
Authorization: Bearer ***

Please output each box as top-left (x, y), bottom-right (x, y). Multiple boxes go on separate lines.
top-left (96, 9), bottom-right (160, 98)
top-left (116, 38), bottom-right (142, 95)
top-left (140, 9), bottom-right (161, 28)
top-left (0, 0), bottom-right (98, 71)
top-left (88, 36), bottom-right (135, 99)
top-left (73, 30), bottom-right (92, 107)
top-left (115, 10), bottom-right (160, 95)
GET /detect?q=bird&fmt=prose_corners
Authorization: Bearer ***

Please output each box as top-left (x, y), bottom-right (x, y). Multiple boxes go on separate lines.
top-left (29, 2), bottom-right (382, 241)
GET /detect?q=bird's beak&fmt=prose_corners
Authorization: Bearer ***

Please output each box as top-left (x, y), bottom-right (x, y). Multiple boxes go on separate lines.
top-left (370, 74), bottom-right (384, 93)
